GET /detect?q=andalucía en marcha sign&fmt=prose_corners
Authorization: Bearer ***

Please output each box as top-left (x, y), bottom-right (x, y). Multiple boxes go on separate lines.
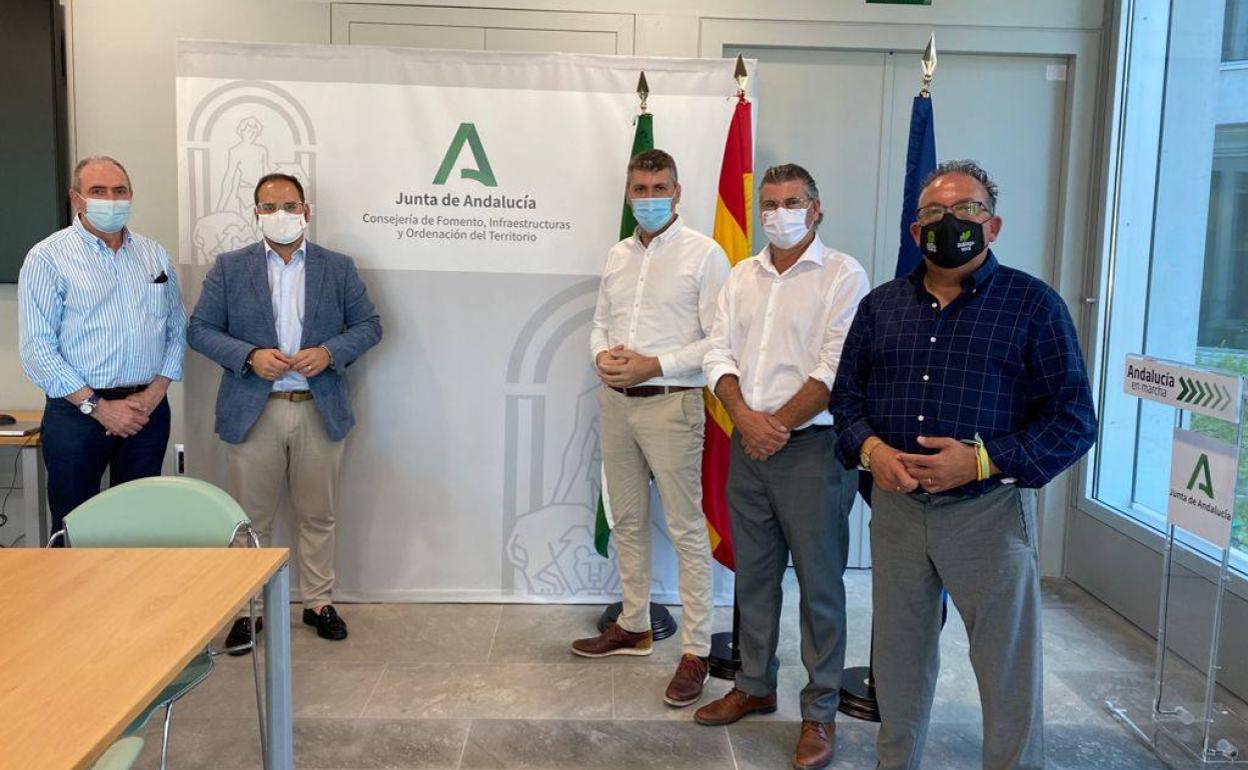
top-left (1123, 354), bottom-right (1242, 424)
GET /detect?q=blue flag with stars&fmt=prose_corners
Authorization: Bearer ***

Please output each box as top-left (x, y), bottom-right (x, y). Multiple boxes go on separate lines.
top-left (896, 94), bottom-right (936, 278)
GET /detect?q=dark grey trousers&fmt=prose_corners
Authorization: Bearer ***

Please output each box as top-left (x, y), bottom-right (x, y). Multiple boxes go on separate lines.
top-left (871, 484), bottom-right (1044, 770)
top-left (727, 427), bottom-right (858, 722)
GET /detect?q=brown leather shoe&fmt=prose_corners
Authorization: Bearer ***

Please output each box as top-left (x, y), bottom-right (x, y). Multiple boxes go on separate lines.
top-left (793, 720), bottom-right (836, 770)
top-left (663, 654), bottom-right (709, 707)
top-left (693, 687), bottom-right (778, 726)
top-left (570, 622), bottom-right (652, 658)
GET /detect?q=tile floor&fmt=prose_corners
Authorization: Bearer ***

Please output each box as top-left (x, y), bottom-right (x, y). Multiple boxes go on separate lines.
top-left (127, 570), bottom-right (1248, 769)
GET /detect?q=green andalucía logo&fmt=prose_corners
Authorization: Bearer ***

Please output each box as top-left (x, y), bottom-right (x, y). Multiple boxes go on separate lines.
top-left (433, 123), bottom-right (497, 187)
top-left (1186, 453), bottom-right (1215, 499)
top-left (959, 229), bottom-right (972, 242)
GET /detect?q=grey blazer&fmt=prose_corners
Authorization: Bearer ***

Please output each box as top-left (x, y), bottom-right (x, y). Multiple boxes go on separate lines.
top-left (187, 241), bottom-right (382, 444)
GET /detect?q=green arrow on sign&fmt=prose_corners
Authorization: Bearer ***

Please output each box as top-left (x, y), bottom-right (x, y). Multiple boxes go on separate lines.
top-left (1178, 378), bottom-right (1190, 402)
top-left (1199, 380), bottom-right (1211, 407)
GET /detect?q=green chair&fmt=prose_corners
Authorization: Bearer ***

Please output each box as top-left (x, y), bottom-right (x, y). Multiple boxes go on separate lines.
top-left (90, 737), bottom-right (145, 770)
top-left (49, 477), bottom-right (268, 770)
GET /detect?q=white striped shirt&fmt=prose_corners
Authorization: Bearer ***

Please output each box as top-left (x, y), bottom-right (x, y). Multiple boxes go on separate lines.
top-left (265, 240), bottom-right (308, 392)
top-left (18, 216), bottom-right (186, 398)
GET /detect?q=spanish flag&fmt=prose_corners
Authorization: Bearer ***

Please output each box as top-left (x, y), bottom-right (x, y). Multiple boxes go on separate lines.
top-left (703, 95), bottom-right (753, 570)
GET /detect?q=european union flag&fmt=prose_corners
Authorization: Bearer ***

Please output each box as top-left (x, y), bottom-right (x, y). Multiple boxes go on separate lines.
top-left (896, 94), bottom-right (936, 278)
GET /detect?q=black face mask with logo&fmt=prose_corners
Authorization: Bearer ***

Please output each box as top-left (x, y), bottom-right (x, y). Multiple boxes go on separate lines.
top-left (920, 213), bottom-right (986, 269)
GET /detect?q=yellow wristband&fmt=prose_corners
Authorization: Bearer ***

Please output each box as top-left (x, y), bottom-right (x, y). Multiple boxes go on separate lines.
top-left (973, 434), bottom-right (991, 481)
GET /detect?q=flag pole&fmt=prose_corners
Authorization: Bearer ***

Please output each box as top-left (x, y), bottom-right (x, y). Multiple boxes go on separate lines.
top-left (707, 53), bottom-right (751, 682)
top-left (838, 34), bottom-right (937, 723)
top-left (596, 69), bottom-right (678, 644)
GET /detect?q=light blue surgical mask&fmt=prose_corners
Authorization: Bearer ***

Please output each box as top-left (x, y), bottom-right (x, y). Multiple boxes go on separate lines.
top-left (630, 196), bottom-right (674, 234)
top-left (83, 198), bottom-right (132, 234)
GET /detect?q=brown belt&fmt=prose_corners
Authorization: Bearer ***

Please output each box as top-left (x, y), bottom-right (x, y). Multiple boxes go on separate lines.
top-left (269, 390), bottom-right (314, 403)
top-left (609, 385), bottom-right (699, 398)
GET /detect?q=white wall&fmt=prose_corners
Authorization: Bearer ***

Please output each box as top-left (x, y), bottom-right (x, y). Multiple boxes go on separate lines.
top-left (3, 0), bottom-right (1107, 568)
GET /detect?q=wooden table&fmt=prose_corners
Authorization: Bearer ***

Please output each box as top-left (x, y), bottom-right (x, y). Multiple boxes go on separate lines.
top-left (0, 409), bottom-right (47, 547)
top-left (0, 548), bottom-right (294, 770)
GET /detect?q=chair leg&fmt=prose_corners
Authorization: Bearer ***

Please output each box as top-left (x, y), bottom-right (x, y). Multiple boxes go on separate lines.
top-left (160, 702), bottom-right (174, 770)
top-left (250, 598), bottom-right (268, 768)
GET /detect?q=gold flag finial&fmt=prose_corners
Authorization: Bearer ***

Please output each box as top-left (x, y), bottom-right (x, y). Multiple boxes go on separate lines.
top-left (920, 33), bottom-right (937, 96)
top-left (733, 54), bottom-right (749, 96)
top-left (637, 71), bottom-right (650, 113)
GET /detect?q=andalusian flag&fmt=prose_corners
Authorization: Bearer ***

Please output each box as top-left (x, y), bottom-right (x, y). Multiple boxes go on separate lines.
top-left (594, 111), bottom-right (654, 558)
top-left (702, 94), bottom-right (753, 570)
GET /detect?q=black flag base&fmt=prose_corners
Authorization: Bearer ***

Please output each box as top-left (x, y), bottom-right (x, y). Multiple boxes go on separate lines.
top-left (837, 665), bottom-right (881, 722)
top-left (596, 602), bottom-right (678, 641)
top-left (707, 630), bottom-right (740, 680)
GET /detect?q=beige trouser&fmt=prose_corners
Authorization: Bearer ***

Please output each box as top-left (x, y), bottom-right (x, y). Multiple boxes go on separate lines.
top-left (227, 398), bottom-right (344, 609)
top-left (598, 385), bottom-right (713, 657)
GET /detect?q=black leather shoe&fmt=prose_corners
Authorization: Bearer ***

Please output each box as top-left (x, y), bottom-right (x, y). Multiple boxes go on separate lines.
top-left (225, 617), bottom-right (262, 655)
top-left (302, 605), bottom-right (348, 641)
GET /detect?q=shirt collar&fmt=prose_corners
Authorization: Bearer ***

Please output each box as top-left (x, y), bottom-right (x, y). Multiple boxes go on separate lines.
top-left (759, 233), bottom-right (825, 276)
top-left (72, 214), bottom-right (131, 251)
top-left (633, 214), bottom-right (684, 248)
top-left (263, 238), bottom-right (307, 264)
top-left (906, 249), bottom-right (1000, 295)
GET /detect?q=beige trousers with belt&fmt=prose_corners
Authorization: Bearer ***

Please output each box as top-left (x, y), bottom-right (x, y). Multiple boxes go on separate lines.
top-left (598, 385), bottom-right (713, 657)
top-left (228, 397), bottom-right (344, 609)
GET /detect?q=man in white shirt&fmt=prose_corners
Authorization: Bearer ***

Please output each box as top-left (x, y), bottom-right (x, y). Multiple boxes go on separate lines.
top-left (571, 150), bottom-right (730, 709)
top-left (695, 164), bottom-right (869, 770)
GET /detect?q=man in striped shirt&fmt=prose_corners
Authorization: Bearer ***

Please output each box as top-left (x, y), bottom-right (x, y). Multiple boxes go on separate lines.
top-left (19, 155), bottom-right (186, 540)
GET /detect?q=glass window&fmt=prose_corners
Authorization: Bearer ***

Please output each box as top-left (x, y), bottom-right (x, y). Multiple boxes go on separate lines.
top-left (1092, 1), bottom-right (1248, 558)
top-left (1225, 0), bottom-right (1248, 62)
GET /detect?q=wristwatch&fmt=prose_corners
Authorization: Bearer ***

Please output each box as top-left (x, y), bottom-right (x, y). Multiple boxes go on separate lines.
top-left (79, 392), bottom-right (101, 416)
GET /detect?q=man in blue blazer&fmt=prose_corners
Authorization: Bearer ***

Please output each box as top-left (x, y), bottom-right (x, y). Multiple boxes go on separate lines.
top-left (189, 172), bottom-right (382, 648)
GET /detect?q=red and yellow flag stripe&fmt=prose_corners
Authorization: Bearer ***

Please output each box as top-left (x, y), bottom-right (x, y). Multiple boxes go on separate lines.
top-left (702, 96), bottom-right (753, 571)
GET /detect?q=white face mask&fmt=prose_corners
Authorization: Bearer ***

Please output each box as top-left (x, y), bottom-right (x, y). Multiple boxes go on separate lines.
top-left (762, 208), bottom-right (811, 250)
top-left (258, 210), bottom-right (306, 245)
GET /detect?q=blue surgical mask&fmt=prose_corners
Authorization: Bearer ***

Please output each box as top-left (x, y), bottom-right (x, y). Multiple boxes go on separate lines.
top-left (83, 198), bottom-right (132, 234)
top-left (630, 197), bottom-right (674, 234)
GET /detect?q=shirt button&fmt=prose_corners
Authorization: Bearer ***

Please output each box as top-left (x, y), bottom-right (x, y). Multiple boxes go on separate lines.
top-left (918, 415), bottom-right (925, 422)
top-left (922, 374), bottom-right (930, 381)
top-left (930, 336), bottom-right (937, 343)
top-left (930, 302), bottom-right (938, 309)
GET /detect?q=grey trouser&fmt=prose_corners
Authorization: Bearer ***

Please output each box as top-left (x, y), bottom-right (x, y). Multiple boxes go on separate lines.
top-left (728, 426), bottom-right (857, 722)
top-left (871, 484), bottom-right (1044, 770)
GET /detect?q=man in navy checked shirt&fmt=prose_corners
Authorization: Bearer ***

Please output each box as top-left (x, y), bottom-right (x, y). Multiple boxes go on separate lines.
top-left (829, 161), bottom-right (1095, 770)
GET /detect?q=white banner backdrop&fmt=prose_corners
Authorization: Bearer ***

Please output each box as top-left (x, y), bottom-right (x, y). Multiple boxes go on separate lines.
top-left (175, 41), bottom-right (755, 603)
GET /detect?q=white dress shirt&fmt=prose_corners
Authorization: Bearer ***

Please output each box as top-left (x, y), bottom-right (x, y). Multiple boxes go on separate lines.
top-left (264, 239), bottom-right (307, 392)
top-left (703, 234), bottom-right (869, 429)
top-left (590, 216), bottom-right (730, 387)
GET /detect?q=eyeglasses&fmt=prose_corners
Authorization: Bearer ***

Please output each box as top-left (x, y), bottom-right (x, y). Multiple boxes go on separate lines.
top-left (256, 202), bottom-right (304, 214)
top-left (915, 199), bottom-right (992, 225)
top-left (759, 197), bottom-right (811, 213)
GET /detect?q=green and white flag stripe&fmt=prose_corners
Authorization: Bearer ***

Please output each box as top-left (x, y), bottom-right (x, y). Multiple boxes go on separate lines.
top-left (594, 111), bottom-right (654, 559)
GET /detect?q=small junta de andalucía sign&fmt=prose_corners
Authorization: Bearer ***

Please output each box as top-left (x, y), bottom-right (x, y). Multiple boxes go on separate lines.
top-left (1123, 354), bottom-right (1243, 424)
